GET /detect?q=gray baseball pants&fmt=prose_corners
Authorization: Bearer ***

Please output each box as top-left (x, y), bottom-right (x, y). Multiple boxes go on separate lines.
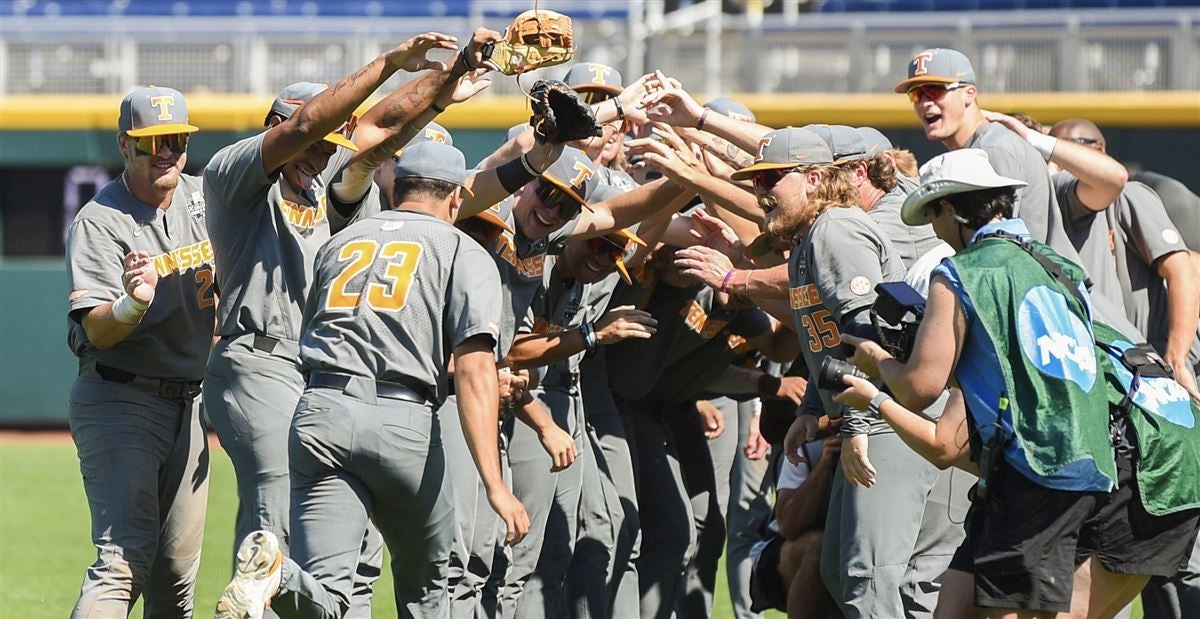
top-left (500, 384), bottom-right (592, 618)
top-left (672, 398), bottom-right (739, 618)
top-left (68, 369), bottom-right (209, 619)
top-left (726, 400), bottom-right (773, 619)
top-left (576, 408), bottom-right (640, 618)
top-left (270, 383), bottom-right (455, 619)
top-left (440, 394), bottom-right (505, 619)
top-left (564, 421), bottom-right (625, 619)
top-left (205, 334), bottom-right (382, 617)
top-left (630, 401), bottom-right (696, 619)
top-left (819, 430), bottom-right (963, 619)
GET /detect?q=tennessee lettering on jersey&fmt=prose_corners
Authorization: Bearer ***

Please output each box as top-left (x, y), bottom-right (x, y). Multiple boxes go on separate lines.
top-left (152, 239), bottom-right (214, 276)
top-left (277, 194), bottom-right (328, 229)
top-left (493, 233), bottom-right (545, 278)
top-left (789, 284), bottom-right (821, 310)
top-left (727, 334), bottom-right (750, 354)
top-left (681, 301), bottom-right (730, 340)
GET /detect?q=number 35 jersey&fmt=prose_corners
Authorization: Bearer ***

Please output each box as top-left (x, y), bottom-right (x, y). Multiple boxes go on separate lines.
top-left (788, 206), bottom-right (906, 419)
top-left (299, 209), bottom-right (503, 403)
top-left (66, 174), bottom-right (216, 381)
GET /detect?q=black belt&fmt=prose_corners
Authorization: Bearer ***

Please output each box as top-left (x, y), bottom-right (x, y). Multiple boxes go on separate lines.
top-left (307, 370), bottom-right (430, 405)
top-left (94, 363), bottom-right (202, 400)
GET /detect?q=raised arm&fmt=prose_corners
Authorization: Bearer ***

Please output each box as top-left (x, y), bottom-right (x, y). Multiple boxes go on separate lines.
top-left (260, 32), bottom-right (458, 174)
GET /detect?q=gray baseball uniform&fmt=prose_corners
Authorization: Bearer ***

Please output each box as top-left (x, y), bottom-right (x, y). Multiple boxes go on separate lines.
top-left (442, 195), bottom-right (581, 618)
top-left (965, 121), bottom-right (1083, 267)
top-left (202, 131), bottom-right (383, 616)
top-left (503, 256), bottom-right (626, 619)
top-left (789, 206), bottom-right (959, 619)
top-left (269, 208), bottom-right (503, 618)
top-left (1055, 174), bottom-right (1200, 376)
top-left (868, 176), bottom-right (945, 272)
top-left (1132, 171), bottom-right (1200, 252)
top-left (66, 173), bottom-right (213, 618)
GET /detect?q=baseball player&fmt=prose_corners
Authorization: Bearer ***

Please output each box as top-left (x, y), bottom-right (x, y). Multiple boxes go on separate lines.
top-left (733, 127), bottom-right (954, 618)
top-left (215, 140), bottom-right (529, 619)
top-left (65, 86), bottom-right (212, 617)
top-left (201, 34), bottom-right (463, 595)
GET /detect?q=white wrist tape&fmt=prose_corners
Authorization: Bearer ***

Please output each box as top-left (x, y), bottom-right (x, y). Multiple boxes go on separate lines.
top-left (112, 292), bottom-right (149, 325)
top-left (1026, 131), bottom-right (1058, 161)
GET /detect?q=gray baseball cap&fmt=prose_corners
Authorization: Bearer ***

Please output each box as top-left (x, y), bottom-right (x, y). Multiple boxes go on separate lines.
top-left (704, 97), bottom-right (756, 123)
top-left (900, 149), bottom-right (1025, 226)
top-left (731, 127), bottom-right (833, 181)
top-left (392, 121), bottom-right (453, 157)
top-left (541, 146), bottom-right (600, 210)
top-left (855, 127), bottom-right (893, 156)
top-left (392, 141), bottom-right (474, 198)
top-left (802, 124), bottom-right (869, 164)
top-left (266, 82), bottom-right (358, 151)
top-left (119, 86), bottom-right (199, 136)
top-left (894, 48), bottom-right (977, 93)
top-left (564, 62), bottom-right (624, 95)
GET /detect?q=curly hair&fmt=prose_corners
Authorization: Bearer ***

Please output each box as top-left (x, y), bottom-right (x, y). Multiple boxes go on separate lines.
top-left (864, 155), bottom-right (899, 193)
top-left (808, 165), bottom-right (861, 224)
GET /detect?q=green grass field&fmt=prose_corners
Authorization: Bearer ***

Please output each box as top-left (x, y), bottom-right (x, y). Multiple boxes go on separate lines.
top-left (0, 437), bottom-right (777, 618)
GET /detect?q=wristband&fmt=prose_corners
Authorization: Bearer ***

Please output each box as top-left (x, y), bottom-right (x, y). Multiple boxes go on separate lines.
top-left (519, 152), bottom-right (542, 177)
top-left (613, 96), bottom-right (625, 122)
top-left (756, 373), bottom-right (781, 398)
top-left (696, 108), bottom-right (711, 131)
top-left (431, 102), bottom-right (446, 114)
top-left (112, 292), bottom-right (149, 325)
top-left (457, 47), bottom-right (475, 72)
top-left (720, 269), bottom-right (735, 294)
top-left (1025, 130), bottom-right (1058, 161)
top-left (496, 157), bottom-right (537, 194)
top-left (581, 322), bottom-right (597, 353)
top-left (867, 392), bottom-right (893, 419)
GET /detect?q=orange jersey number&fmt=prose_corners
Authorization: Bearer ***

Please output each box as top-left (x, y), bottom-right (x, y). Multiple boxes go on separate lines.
top-left (800, 309), bottom-right (840, 353)
top-left (326, 240), bottom-right (423, 312)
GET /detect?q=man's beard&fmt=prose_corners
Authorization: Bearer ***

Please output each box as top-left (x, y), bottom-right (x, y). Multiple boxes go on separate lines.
top-left (152, 171), bottom-right (180, 192)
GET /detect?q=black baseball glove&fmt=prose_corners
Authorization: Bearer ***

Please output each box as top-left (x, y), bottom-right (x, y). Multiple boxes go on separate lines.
top-left (528, 79), bottom-right (602, 144)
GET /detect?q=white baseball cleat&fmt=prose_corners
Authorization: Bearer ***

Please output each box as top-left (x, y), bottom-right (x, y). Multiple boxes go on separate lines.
top-left (215, 530), bottom-right (283, 619)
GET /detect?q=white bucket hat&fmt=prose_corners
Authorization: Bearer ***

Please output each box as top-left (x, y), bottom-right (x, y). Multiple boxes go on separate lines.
top-left (901, 149), bottom-right (1027, 226)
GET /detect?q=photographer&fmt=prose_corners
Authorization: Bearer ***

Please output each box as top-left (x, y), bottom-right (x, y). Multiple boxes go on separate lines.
top-left (840, 148), bottom-right (1200, 617)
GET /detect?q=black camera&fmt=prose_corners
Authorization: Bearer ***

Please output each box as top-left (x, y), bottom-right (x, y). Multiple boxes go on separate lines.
top-left (865, 281), bottom-right (925, 362)
top-left (816, 357), bottom-right (871, 391)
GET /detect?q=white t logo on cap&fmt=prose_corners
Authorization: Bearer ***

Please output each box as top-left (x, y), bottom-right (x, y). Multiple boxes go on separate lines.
top-left (912, 52), bottom-right (935, 76)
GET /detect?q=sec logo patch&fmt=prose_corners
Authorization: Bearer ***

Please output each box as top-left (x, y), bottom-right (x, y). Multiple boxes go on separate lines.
top-left (849, 276), bottom-right (871, 296)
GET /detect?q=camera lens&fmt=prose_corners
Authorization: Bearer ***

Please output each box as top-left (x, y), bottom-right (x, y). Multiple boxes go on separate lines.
top-left (817, 357), bottom-right (870, 391)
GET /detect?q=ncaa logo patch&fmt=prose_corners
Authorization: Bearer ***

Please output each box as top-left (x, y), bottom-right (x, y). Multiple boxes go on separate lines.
top-left (1105, 339), bottom-right (1195, 428)
top-left (1017, 286), bottom-right (1097, 391)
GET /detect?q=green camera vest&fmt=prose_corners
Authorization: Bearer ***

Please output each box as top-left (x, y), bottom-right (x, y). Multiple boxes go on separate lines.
top-left (1095, 321), bottom-right (1200, 516)
top-left (948, 235), bottom-right (1117, 487)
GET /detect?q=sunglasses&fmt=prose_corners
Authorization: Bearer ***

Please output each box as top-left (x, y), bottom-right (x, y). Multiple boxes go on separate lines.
top-left (132, 133), bottom-right (189, 157)
top-left (586, 236), bottom-right (625, 261)
top-left (906, 82), bottom-right (967, 104)
top-left (535, 181), bottom-right (583, 221)
top-left (751, 167), bottom-right (798, 193)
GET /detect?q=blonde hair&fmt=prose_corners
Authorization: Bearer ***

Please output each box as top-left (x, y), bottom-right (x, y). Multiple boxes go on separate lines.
top-left (890, 149), bottom-right (919, 178)
top-left (807, 165), bottom-right (860, 225)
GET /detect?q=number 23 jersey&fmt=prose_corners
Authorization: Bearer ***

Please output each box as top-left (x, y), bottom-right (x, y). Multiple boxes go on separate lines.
top-left (299, 209), bottom-right (503, 403)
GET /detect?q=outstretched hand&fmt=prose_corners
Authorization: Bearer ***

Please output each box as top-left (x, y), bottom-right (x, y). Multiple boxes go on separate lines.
top-left (385, 32), bottom-right (459, 73)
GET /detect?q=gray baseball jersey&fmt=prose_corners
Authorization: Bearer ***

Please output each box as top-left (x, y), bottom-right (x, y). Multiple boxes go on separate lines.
top-left (869, 183), bottom-right (944, 271)
top-left (789, 206), bottom-right (905, 423)
top-left (1056, 174), bottom-right (1199, 365)
top-left (67, 174), bottom-right (216, 381)
top-left (299, 209), bottom-right (502, 403)
top-left (597, 167), bottom-right (638, 193)
top-left (203, 131), bottom-right (358, 341)
top-left (965, 121), bottom-right (1082, 266)
top-left (523, 259), bottom-right (621, 381)
top-left (1132, 171), bottom-right (1200, 252)
top-left (481, 196), bottom-right (579, 357)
